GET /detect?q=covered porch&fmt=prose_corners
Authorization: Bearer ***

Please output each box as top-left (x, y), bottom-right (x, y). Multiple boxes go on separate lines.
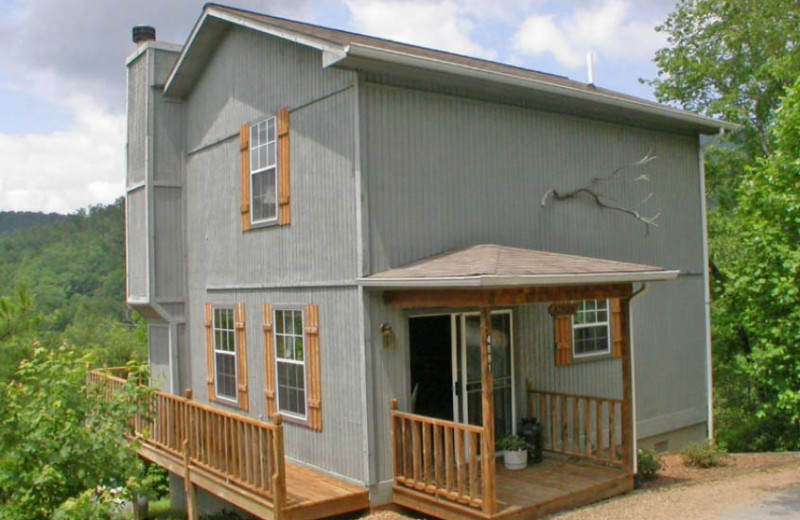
top-left (363, 244), bottom-right (678, 520)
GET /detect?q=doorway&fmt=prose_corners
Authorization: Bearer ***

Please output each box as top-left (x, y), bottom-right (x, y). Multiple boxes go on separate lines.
top-left (409, 311), bottom-right (515, 438)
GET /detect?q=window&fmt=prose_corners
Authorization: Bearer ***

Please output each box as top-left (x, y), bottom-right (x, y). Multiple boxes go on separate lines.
top-left (250, 117), bottom-right (278, 224)
top-left (572, 299), bottom-right (611, 357)
top-left (213, 307), bottom-right (238, 401)
top-left (274, 308), bottom-right (307, 419)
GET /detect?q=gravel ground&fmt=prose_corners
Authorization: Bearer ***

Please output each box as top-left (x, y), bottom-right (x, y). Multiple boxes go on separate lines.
top-left (363, 453), bottom-right (800, 520)
top-left (553, 453), bottom-right (800, 520)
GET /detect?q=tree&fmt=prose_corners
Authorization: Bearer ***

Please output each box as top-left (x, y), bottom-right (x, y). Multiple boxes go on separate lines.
top-left (0, 347), bottom-right (152, 519)
top-left (646, 0), bottom-right (800, 209)
top-left (648, 0), bottom-right (800, 450)
top-left (713, 81), bottom-right (800, 449)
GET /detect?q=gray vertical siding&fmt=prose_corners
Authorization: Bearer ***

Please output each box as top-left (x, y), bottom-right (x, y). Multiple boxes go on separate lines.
top-left (125, 45), bottom-right (184, 317)
top-left (188, 288), bottom-right (365, 481)
top-left (127, 56), bottom-right (147, 187)
top-left (149, 324), bottom-right (171, 391)
top-left (184, 26), bottom-right (355, 152)
top-left (153, 186), bottom-right (185, 300)
top-left (362, 81), bottom-right (709, 478)
top-left (180, 25), bottom-right (363, 482)
top-left (126, 188), bottom-right (148, 300)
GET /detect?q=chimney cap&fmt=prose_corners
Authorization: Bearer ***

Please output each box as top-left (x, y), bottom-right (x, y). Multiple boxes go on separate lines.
top-left (132, 26), bottom-right (156, 46)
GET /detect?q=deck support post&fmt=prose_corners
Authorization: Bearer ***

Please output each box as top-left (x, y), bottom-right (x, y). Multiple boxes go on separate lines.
top-left (479, 306), bottom-right (497, 515)
top-left (272, 414), bottom-right (286, 520)
top-left (183, 389), bottom-right (198, 520)
top-left (620, 297), bottom-right (635, 475)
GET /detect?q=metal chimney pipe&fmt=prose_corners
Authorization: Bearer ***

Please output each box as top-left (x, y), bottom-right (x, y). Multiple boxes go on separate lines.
top-left (586, 51), bottom-right (595, 86)
top-left (132, 26), bottom-right (156, 46)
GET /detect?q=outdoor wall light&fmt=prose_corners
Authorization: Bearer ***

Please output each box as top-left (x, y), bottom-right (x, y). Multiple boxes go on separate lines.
top-left (380, 322), bottom-right (395, 349)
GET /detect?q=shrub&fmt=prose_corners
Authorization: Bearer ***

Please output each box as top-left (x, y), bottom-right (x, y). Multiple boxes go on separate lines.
top-left (497, 435), bottom-right (528, 451)
top-left (637, 449), bottom-right (663, 481)
top-left (681, 440), bottom-right (729, 468)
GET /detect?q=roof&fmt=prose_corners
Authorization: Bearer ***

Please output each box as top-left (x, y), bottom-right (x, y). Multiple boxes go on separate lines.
top-left (162, 4), bottom-right (737, 135)
top-left (360, 244), bottom-right (679, 288)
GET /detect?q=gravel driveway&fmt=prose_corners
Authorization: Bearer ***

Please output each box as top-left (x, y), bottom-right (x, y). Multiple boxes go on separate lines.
top-left (552, 454), bottom-right (800, 520)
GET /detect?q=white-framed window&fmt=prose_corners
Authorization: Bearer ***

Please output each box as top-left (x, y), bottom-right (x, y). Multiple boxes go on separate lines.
top-left (250, 117), bottom-right (278, 224)
top-left (274, 308), bottom-right (308, 420)
top-left (572, 299), bottom-right (611, 357)
top-left (213, 306), bottom-right (239, 401)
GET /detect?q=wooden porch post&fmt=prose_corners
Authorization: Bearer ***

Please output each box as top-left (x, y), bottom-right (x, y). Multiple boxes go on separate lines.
top-left (480, 306), bottom-right (497, 515)
top-left (620, 297), bottom-right (635, 475)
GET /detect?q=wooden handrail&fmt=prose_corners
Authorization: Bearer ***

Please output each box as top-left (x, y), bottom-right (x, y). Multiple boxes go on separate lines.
top-left (390, 399), bottom-right (492, 511)
top-left (528, 389), bottom-right (624, 466)
top-left (88, 370), bottom-right (287, 512)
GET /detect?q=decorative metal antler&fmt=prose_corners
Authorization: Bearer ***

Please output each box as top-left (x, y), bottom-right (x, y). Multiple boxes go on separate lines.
top-left (540, 149), bottom-right (660, 233)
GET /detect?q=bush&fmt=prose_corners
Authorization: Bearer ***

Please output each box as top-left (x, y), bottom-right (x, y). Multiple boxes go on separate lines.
top-left (0, 346), bottom-right (153, 519)
top-left (681, 440), bottom-right (729, 468)
top-left (497, 435), bottom-right (528, 451)
top-left (637, 449), bottom-right (663, 481)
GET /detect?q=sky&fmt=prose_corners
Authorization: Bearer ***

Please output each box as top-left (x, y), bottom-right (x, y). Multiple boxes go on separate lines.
top-left (0, 0), bottom-right (679, 213)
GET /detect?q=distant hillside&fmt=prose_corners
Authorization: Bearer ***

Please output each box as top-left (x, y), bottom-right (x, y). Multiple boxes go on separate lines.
top-left (0, 199), bottom-right (127, 330)
top-left (0, 211), bottom-right (65, 235)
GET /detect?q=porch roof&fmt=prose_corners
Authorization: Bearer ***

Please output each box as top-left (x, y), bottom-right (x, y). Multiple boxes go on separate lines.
top-left (359, 244), bottom-right (679, 289)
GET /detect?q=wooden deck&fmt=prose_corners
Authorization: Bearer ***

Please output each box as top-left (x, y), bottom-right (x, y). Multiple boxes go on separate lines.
top-left (89, 369), bottom-right (368, 520)
top-left (394, 457), bottom-right (633, 520)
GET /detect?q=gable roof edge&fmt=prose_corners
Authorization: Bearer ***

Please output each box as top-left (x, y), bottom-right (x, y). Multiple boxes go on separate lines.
top-left (338, 43), bottom-right (738, 133)
top-left (163, 5), bottom-right (347, 97)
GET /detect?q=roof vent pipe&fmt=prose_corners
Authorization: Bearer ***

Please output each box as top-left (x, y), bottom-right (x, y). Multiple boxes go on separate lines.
top-left (586, 51), bottom-right (595, 86)
top-left (133, 26), bottom-right (156, 46)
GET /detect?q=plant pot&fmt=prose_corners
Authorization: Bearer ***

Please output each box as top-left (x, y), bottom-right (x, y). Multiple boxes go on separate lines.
top-left (503, 449), bottom-right (528, 470)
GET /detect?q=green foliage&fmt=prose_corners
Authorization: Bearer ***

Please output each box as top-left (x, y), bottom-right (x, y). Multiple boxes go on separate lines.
top-left (652, 0), bottom-right (800, 451)
top-left (143, 463), bottom-right (171, 501)
top-left (0, 199), bottom-right (130, 332)
top-left (637, 449), bottom-right (663, 481)
top-left (711, 81), bottom-right (800, 450)
top-left (0, 211), bottom-right (64, 236)
top-left (647, 0), bottom-right (800, 159)
top-left (680, 440), bottom-right (729, 468)
top-left (0, 346), bottom-right (153, 519)
top-left (497, 435), bottom-right (528, 451)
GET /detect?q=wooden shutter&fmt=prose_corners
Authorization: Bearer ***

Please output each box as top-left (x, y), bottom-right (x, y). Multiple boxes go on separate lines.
top-left (240, 123), bottom-right (251, 232)
top-left (205, 303), bottom-right (216, 401)
top-left (263, 304), bottom-right (277, 417)
top-left (611, 298), bottom-right (624, 359)
top-left (234, 303), bottom-right (249, 411)
top-left (305, 304), bottom-right (322, 431)
top-left (277, 108), bottom-right (291, 226)
top-left (549, 303), bottom-right (577, 367)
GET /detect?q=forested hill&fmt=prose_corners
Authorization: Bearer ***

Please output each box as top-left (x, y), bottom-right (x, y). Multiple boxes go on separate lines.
top-left (0, 198), bottom-right (133, 335)
top-left (0, 211), bottom-right (65, 235)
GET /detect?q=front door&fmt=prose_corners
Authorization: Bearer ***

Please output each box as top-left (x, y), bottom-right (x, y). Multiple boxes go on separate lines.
top-left (453, 311), bottom-right (515, 438)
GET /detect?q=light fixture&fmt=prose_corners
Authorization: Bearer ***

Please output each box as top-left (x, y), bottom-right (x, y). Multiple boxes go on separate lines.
top-left (380, 322), bottom-right (395, 349)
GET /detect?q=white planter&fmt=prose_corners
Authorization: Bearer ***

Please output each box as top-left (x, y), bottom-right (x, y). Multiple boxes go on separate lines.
top-left (503, 449), bottom-right (528, 470)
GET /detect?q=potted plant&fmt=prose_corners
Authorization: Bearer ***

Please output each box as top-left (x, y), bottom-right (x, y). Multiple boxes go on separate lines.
top-left (498, 435), bottom-right (528, 470)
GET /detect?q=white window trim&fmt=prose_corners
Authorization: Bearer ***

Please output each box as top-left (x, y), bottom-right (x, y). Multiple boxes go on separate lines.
top-left (212, 305), bottom-right (239, 404)
top-left (273, 306), bottom-right (309, 422)
top-left (571, 299), bottom-right (612, 359)
top-left (250, 116), bottom-right (279, 226)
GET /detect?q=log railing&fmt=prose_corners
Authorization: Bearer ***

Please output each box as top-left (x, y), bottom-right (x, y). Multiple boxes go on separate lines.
top-left (390, 400), bottom-right (492, 511)
top-left (88, 369), bottom-right (287, 511)
top-left (529, 390), bottom-right (624, 466)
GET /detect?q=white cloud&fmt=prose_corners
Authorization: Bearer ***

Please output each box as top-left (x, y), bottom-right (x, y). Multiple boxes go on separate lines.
top-left (0, 97), bottom-right (124, 213)
top-left (513, 0), bottom-right (667, 69)
top-left (343, 0), bottom-right (496, 59)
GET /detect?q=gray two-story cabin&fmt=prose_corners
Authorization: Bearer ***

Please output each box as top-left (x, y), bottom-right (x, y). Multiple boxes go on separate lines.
top-left (119, 4), bottom-right (734, 519)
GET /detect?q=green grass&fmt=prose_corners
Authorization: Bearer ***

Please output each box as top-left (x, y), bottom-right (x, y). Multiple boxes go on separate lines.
top-left (146, 498), bottom-right (186, 520)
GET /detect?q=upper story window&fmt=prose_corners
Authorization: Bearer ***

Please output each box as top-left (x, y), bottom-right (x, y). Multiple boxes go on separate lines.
top-left (274, 308), bottom-right (307, 420)
top-left (572, 299), bottom-right (611, 357)
top-left (213, 306), bottom-right (239, 401)
top-left (250, 117), bottom-right (278, 224)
